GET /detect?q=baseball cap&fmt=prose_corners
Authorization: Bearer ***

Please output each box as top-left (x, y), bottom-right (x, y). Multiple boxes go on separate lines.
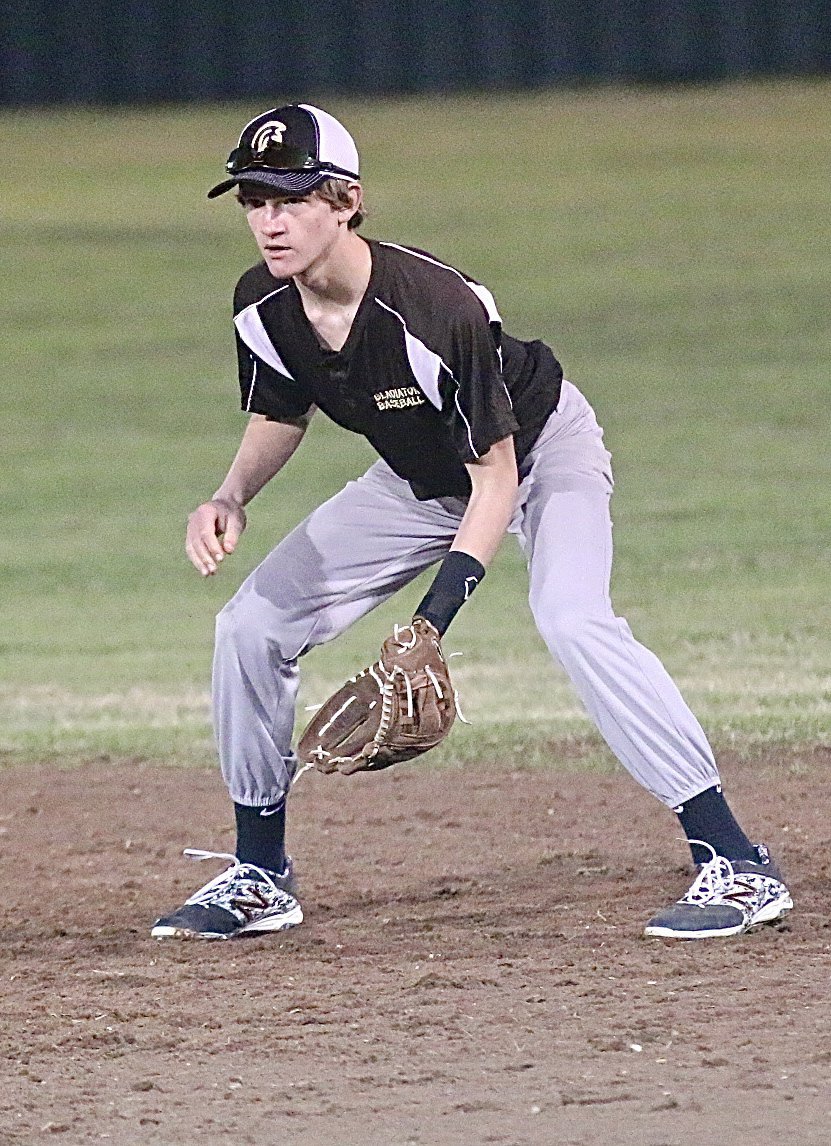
top-left (207, 103), bottom-right (360, 199)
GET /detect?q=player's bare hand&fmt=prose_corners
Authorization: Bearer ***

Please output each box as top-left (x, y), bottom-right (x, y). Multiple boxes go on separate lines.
top-left (185, 499), bottom-right (247, 576)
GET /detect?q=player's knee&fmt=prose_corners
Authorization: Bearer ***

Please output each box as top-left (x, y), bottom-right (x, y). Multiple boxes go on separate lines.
top-left (532, 602), bottom-right (600, 657)
top-left (215, 595), bottom-right (272, 659)
top-left (215, 592), bottom-right (308, 666)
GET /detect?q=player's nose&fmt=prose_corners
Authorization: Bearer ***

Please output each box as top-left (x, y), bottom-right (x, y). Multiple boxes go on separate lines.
top-left (259, 203), bottom-right (288, 232)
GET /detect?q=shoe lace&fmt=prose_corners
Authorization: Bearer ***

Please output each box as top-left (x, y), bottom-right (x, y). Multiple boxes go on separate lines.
top-left (680, 840), bottom-right (761, 911)
top-left (181, 849), bottom-right (289, 911)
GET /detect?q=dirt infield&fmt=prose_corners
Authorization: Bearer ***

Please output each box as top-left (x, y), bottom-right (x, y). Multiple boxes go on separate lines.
top-left (1, 748), bottom-right (829, 1145)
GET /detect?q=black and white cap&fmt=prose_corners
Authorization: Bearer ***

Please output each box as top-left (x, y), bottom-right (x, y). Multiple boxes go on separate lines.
top-left (208, 103), bottom-right (360, 199)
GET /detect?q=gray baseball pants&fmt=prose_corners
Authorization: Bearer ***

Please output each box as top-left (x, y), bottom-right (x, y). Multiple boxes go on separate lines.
top-left (213, 381), bottom-right (720, 808)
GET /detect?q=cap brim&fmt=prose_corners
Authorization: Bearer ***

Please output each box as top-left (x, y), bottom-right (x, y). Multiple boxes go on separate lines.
top-left (207, 168), bottom-right (334, 199)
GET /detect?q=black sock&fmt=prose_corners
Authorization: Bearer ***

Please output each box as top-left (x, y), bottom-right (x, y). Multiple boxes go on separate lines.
top-left (675, 785), bottom-right (757, 865)
top-left (234, 800), bottom-right (286, 874)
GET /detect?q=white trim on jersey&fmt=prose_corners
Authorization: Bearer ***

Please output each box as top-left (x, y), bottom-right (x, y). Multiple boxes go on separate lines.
top-left (379, 241), bottom-right (511, 407)
top-left (379, 242), bottom-right (502, 325)
top-left (374, 297), bottom-right (479, 459)
top-left (235, 289), bottom-right (295, 379)
top-left (245, 357), bottom-right (258, 412)
top-left (373, 298), bottom-right (442, 408)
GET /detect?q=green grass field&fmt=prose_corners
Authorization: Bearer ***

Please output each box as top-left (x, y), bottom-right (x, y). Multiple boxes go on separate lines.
top-left (1, 79), bottom-right (829, 766)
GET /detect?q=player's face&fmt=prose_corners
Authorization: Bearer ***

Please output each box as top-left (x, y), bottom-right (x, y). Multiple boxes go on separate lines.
top-left (240, 190), bottom-right (347, 277)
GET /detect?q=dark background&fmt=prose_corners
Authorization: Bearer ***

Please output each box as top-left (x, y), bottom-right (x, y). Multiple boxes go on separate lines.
top-left (2, 0), bottom-right (829, 106)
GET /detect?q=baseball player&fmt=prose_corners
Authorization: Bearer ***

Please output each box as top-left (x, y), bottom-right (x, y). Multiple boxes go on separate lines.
top-left (152, 104), bottom-right (793, 942)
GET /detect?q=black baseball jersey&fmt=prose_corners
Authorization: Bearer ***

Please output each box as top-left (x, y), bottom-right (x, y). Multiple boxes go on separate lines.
top-left (233, 239), bottom-right (563, 500)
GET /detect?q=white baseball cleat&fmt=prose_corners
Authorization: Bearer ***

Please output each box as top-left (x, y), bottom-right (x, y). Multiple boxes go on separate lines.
top-left (151, 850), bottom-right (302, 940)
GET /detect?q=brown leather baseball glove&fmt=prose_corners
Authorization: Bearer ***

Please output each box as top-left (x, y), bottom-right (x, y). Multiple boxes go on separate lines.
top-left (297, 617), bottom-right (459, 775)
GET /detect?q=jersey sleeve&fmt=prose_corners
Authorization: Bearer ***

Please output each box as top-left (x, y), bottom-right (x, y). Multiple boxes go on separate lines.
top-left (234, 334), bottom-right (314, 420)
top-left (232, 266), bottom-right (314, 422)
top-left (440, 302), bottom-right (519, 464)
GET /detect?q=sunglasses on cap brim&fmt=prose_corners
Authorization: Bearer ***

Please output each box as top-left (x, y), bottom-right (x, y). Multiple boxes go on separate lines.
top-left (226, 142), bottom-right (357, 180)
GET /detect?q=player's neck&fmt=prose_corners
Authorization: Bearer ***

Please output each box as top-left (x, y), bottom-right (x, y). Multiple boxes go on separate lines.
top-left (293, 232), bottom-right (371, 310)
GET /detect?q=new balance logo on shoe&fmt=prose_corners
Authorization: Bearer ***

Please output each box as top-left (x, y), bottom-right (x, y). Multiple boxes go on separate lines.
top-left (151, 850), bottom-right (302, 940)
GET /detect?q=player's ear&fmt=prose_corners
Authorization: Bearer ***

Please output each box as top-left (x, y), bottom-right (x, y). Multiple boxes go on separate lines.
top-left (339, 182), bottom-right (363, 226)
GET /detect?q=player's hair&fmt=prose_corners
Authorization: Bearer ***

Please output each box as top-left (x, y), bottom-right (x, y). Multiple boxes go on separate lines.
top-left (314, 178), bottom-right (365, 229)
top-left (235, 179), bottom-right (365, 229)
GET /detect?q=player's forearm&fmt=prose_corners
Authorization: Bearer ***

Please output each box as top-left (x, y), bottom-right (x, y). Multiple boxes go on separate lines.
top-left (451, 436), bottom-right (518, 567)
top-left (415, 436), bottom-right (517, 634)
top-left (213, 413), bottom-right (310, 507)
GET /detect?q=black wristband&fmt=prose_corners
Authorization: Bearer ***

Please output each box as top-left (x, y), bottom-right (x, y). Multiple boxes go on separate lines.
top-left (414, 550), bottom-right (486, 636)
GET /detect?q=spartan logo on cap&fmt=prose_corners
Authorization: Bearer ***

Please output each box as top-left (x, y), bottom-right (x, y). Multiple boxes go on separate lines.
top-left (251, 120), bottom-right (288, 155)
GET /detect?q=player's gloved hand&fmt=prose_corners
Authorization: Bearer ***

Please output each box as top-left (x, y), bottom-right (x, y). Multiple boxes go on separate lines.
top-left (186, 498), bottom-right (247, 576)
top-left (297, 617), bottom-right (459, 774)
